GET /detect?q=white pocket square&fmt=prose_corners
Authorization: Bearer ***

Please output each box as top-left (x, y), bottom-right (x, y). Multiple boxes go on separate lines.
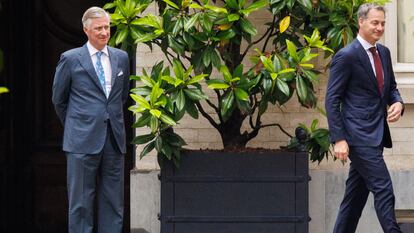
top-left (117, 71), bottom-right (124, 76)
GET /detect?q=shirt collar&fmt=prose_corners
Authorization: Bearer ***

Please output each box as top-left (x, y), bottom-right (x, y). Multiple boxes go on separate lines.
top-left (357, 34), bottom-right (377, 51)
top-left (86, 41), bottom-right (109, 57)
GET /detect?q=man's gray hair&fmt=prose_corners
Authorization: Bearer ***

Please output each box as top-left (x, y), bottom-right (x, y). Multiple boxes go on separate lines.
top-left (357, 3), bottom-right (386, 19)
top-left (82, 6), bottom-right (110, 28)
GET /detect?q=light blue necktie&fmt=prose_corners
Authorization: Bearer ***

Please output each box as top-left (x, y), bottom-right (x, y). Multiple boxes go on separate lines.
top-left (95, 51), bottom-right (107, 96)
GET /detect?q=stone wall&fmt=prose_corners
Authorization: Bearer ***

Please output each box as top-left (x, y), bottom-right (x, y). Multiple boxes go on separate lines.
top-left (130, 5), bottom-right (414, 233)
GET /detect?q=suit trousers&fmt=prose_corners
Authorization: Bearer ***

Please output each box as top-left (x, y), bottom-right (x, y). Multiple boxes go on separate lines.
top-left (66, 123), bottom-right (124, 233)
top-left (333, 146), bottom-right (402, 233)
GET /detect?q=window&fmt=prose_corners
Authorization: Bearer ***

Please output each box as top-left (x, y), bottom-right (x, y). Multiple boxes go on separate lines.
top-left (384, 1), bottom-right (414, 89)
top-left (396, 0), bottom-right (414, 63)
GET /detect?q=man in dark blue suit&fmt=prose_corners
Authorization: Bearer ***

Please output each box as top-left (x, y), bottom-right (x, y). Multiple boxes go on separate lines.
top-left (325, 3), bottom-right (404, 233)
top-left (52, 6), bottom-right (130, 233)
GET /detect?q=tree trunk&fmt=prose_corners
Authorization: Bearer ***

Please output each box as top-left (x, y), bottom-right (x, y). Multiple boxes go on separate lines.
top-left (218, 109), bottom-right (249, 149)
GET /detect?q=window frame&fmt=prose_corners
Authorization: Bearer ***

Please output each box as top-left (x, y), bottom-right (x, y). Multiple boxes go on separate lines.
top-left (384, 1), bottom-right (414, 85)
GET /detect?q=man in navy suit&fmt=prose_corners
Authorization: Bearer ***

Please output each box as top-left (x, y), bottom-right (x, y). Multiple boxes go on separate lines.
top-left (325, 3), bottom-right (404, 233)
top-left (52, 6), bottom-right (130, 233)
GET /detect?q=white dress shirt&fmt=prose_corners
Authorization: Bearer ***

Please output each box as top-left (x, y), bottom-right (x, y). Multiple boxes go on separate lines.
top-left (356, 34), bottom-right (383, 80)
top-left (87, 42), bottom-right (112, 97)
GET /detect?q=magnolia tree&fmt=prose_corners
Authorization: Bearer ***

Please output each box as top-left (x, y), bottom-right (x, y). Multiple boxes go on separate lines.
top-left (104, 0), bottom-right (389, 166)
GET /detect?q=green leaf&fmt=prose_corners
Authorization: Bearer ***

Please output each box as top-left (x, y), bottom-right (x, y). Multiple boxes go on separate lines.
top-left (155, 136), bottom-right (163, 151)
top-left (260, 56), bottom-right (274, 72)
top-left (172, 58), bottom-right (184, 80)
top-left (241, 0), bottom-right (268, 16)
top-left (311, 118), bottom-right (319, 132)
top-left (184, 13), bottom-right (200, 31)
top-left (206, 79), bottom-right (230, 89)
top-left (134, 33), bottom-right (160, 43)
top-left (228, 14), bottom-right (240, 22)
top-left (210, 50), bottom-right (221, 69)
top-left (301, 53), bottom-right (319, 63)
top-left (297, 0), bottom-right (312, 10)
top-left (172, 18), bottom-right (184, 35)
top-left (131, 15), bottom-right (162, 28)
top-left (150, 83), bottom-right (163, 105)
top-left (163, 0), bottom-right (180, 9)
top-left (217, 28), bottom-right (236, 40)
top-left (159, 113), bottom-right (177, 125)
top-left (225, 0), bottom-right (239, 9)
top-left (131, 133), bottom-right (156, 145)
top-left (115, 27), bottom-right (129, 45)
top-left (299, 63), bottom-right (314, 68)
top-left (161, 142), bottom-right (173, 160)
top-left (278, 68), bottom-right (295, 74)
top-left (168, 35), bottom-right (185, 55)
top-left (204, 4), bottom-right (228, 13)
top-left (201, 13), bottom-right (213, 32)
top-left (140, 141), bottom-right (156, 159)
top-left (276, 79), bottom-right (290, 96)
top-left (176, 90), bottom-right (186, 111)
top-left (130, 94), bottom-right (151, 109)
top-left (184, 88), bottom-right (208, 101)
top-left (273, 55), bottom-right (282, 72)
top-left (286, 39), bottom-right (299, 62)
top-left (302, 69), bottom-right (318, 82)
top-left (185, 101), bottom-right (199, 118)
top-left (133, 113), bottom-right (152, 127)
top-left (220, 65), bottom-right (232, 82)
top-left (150, 115), bottom-right (159, 132)
top-left (189, 3), bottom-right (203, 9)
top-left (202, 47), bottom-right (212, 67)
top-left (239, 17), bottom-right (257, 35)
top-left (221, 91), bottom-right (235, 120)
top-left (150, 109), bottom-right (162, 118)
top-left (165, 132), bottom-right (187, 147)
top-left (103, 2), bottom-right (116, 9)
top-left (296, 75), bottom-right (308, 102)
top-left (110, 13), bottom-right (125, 22)
top-left (234, 88), bottom-right (249, 101)
top-left (188, 74), bottom-right (208, 85)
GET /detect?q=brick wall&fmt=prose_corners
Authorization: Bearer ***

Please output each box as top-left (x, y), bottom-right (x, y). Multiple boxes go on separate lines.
top-left (133, 7), bottom-right (414, 172)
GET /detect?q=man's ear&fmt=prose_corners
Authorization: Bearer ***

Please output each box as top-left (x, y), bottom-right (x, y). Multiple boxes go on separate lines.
top-left (358, 18), bottom-right (363, 27)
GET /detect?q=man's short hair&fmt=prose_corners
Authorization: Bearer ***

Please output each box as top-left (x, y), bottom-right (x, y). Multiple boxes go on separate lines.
top-left (357, 3), bottom-right (386, 20)
top-left (82, 6), bottom-right (110, 28)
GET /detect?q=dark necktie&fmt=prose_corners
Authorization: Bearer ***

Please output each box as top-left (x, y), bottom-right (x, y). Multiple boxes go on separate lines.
top-left (368, 47), bottom-right (384, 94)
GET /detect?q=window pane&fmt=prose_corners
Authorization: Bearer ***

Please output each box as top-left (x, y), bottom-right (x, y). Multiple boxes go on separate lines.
top-left (397, 0), bottom-right (414, 63)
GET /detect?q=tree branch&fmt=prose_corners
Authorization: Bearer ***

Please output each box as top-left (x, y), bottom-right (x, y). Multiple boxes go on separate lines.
top-left (261, 123), bottom-right (293, 138)
top-left (262, 15), bottom-right (277, 53)
top-left (195, 102), bottom-right (220, 129)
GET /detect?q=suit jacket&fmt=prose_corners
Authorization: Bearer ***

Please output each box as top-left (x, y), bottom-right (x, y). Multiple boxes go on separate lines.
top-left (325, 39), bottom-right (403, 148)
top-left (52, 44), bottom-right (130, 154)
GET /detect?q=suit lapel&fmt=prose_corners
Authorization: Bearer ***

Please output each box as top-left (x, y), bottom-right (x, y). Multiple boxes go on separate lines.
top-left (354, 40), bottom-right (380, 95)
top-left (108, 47), bottom-right (119, 89)
top-left (77, 44), bottom-right (106, 95)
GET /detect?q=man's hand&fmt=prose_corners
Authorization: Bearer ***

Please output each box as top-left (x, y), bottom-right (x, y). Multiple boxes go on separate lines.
top-left (387, 102), bottom-right (403, 123)
top-left (334, 140), bottom-right (349, 162)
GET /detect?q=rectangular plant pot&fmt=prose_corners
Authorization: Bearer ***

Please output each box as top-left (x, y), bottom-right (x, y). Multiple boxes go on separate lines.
top-left (160, 150), bottom-right (309, 233)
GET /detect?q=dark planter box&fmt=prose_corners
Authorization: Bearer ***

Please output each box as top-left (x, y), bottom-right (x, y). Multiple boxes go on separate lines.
top-left (160, 150), bottom-right (310, 233)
